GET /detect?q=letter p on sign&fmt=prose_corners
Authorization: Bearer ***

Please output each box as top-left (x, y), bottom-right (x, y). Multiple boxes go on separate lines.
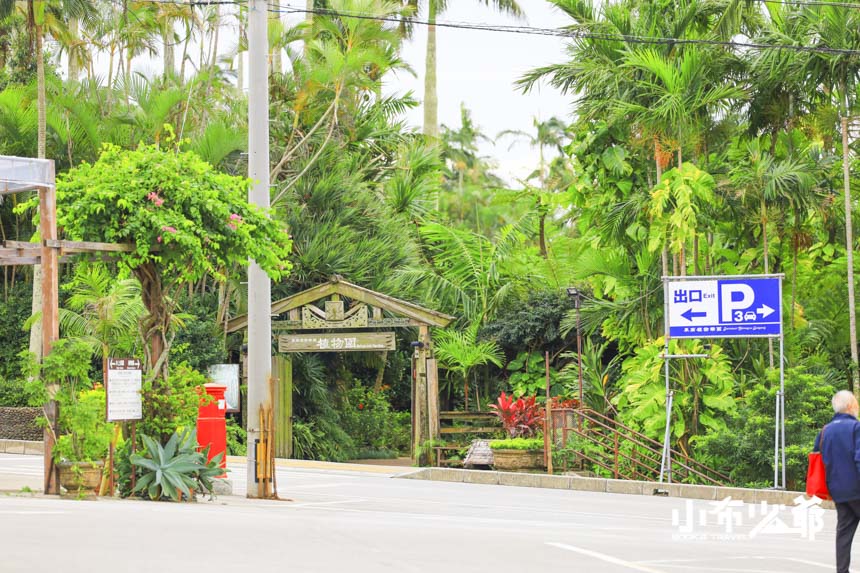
top-left (720, 283), bottom-right (755, 322)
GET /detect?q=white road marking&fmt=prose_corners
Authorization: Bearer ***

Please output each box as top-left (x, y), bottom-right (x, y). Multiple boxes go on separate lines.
top-left (285, 482), bottom-right (354, 490)
top-left (289, 498), bottom-right (368, 509)
top-left (659, 566), bottom-right (785, 572)
top-left (783, 557), bottom-right (832, 569)
top-left (0, 511), bottom-right (65, 515)
top-left (547, 542), bottom-right (669, 572)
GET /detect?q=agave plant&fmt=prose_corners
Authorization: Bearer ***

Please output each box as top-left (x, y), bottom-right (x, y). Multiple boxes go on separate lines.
top-left (130, 429), bottom-right (225, 501)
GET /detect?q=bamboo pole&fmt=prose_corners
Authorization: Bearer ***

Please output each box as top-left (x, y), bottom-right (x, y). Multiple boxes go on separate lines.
top-left (544, 352), bottom-right (553, 475)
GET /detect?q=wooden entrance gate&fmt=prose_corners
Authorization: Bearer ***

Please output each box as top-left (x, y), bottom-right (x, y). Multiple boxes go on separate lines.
top-left (228, 276), bottom-right (454, 462)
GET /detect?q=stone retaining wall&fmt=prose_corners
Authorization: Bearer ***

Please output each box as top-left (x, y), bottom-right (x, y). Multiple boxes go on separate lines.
top-left (0, 407), bottom-right (42, 441)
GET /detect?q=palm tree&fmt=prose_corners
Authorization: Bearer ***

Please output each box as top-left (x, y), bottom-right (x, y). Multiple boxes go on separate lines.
top-left (498, 116), bottom-right (569, 257)
top-left (270, 0), bottom-right (410, 188)
top-left (728, 137), bottom-right (817, 278)
top-left (434, 322), bottom-right (502, 410)
top-left (0, 0), bottom-right (94, 364)
top-left (58, 264), bottom-right (145, 382)
top-left (394, 219), bottom-right (528, 325)
top-left (801, 1), bottom-right (860, 392)
top-left (402, 0), bottom-right (522, 139)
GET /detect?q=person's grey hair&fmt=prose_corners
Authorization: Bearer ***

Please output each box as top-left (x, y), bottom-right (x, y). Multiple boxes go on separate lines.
top-left (833, 390), bottom-right (857, 414)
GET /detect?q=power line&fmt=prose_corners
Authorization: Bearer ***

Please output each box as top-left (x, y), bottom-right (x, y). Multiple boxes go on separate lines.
top-left (104, 0), bottom-right (860, 56)
top-left (272, 3), bottom-right (860, 56)
top-left (751, 0), bottom-right (860, 9)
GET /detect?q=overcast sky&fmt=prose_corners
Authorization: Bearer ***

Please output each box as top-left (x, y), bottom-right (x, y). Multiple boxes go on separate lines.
top-left (110, 0), bottom-right (574, 183)
top-left (391, 0), bottom-right (573, 183)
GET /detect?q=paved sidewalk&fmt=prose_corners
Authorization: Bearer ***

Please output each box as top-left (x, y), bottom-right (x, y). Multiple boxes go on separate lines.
top-left (0, 454), bottom-right (44, 492)
top-left (226, 455), bottom-right (414, 475)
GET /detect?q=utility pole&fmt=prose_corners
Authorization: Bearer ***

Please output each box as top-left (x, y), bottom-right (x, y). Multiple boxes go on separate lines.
top-left (246, 0), bottom-right (272, 498)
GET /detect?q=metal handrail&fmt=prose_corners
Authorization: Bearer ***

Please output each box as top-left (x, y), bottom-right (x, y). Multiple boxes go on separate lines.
top-left (574, 411), bottom-right (724, 485)
top-left (572, 408), bottom-right (732, 483)
top-left (554, 408), bottom-right (729, 486)
top-left (566, 427), bottom-right (660, 481)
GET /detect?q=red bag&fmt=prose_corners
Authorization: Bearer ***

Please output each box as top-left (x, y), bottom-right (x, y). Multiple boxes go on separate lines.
top-left (806, 425), bottom-right (830, 500)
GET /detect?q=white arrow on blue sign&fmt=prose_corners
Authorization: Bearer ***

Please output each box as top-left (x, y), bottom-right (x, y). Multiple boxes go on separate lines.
top-left (667, 277), bottom-right (782, 339)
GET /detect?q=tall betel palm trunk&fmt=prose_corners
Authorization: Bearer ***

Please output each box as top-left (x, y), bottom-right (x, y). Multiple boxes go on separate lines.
top-left (422, 0), bottom-right (438, 139)
top-left (420, 0), bottom-right (521, 138)
top-left (842, 101), bottom-right (859, 393)
top-left (28, 15), bottom-right (47, 363)
top-left (162, 21), bottom-right (175, 79)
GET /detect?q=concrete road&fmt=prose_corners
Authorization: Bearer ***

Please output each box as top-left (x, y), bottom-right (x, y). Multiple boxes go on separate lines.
top-left (0, 453), bottom-right (848, 572)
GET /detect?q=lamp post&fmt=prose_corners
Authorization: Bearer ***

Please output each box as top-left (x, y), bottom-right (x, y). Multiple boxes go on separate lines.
top-left (566, 288), bottom-right (583, 417)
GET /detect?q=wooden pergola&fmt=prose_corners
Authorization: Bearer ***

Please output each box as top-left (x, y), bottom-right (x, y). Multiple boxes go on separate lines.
top-left (0, 156), bottom-right (133, 494)
top-left (228, 276), bottom-right (455, 462)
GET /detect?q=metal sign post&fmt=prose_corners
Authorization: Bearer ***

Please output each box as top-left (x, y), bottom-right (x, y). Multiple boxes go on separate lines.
top-left (661, 274), bottom-right (785, 488)
top-left (106, 358), bottom-right (142, 495)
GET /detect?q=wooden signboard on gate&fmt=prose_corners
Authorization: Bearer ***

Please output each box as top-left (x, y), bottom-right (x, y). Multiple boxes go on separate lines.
top-left (278, 332), bottom-right (396, 353)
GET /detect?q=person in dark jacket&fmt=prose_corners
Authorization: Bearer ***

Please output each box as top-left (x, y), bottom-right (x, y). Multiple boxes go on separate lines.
top-left (814, 390), bottom-right (860, 573)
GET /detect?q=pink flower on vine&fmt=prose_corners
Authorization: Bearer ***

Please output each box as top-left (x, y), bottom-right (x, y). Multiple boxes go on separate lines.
top-left (157, 236), bottom-right (163, 243)
top-left (229, 213), bottom-right (243, 222)
top-left (147, 192), bottom-right (164, 207)
top-left (227, 223), bottom-right (237, 231)
top-left (161, 226), bottom-right (177, 234)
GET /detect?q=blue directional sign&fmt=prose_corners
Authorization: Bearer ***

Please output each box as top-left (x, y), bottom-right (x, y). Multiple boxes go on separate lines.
top-left (667, 277), bottom-right (782, 339)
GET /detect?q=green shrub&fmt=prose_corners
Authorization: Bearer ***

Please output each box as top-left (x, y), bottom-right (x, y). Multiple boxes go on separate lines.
top-left (292, 420), bottom-right (356, 462)
top-left (696, 367), bottom-right (837, 489)
top-left (0, 376), bottom-right (28, 407)
top-left (354, 448), bottom-right (398, 460)
top-left (489, 437), bottom-right (545, 451)
top-left (140, 361), bottom-right (206, 443)
top-left (53, 388), bottom-right (114, 463)
top-left (226, 416), bottom-right (247, 456)
top-left (339, 385), bottom-right (410, 454)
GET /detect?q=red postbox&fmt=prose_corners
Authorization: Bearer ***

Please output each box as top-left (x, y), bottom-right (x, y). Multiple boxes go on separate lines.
top-left (197, 384), bottom-right (227, 477)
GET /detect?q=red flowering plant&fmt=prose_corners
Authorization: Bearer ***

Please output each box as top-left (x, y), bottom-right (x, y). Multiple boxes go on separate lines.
top-left (489, 392), bottom-right (545, 438)
top-left (549, 396), bottom-right (580, 410)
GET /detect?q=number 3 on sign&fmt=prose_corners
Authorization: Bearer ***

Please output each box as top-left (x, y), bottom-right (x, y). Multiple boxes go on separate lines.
top-left (734, 310), bottom-right (743, 322)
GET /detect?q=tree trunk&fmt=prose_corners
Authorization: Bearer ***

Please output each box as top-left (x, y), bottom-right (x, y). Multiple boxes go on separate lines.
top-left (180, 24), bottom-right (190, 82)
top-left (28, 23), bottom-right (47, 364)
top-left (237, 19), bottom-right (245, 90)
top-left (134, 262), bottom-right (171, 386)
top-left (656, 139), bottom-right (668, 278)
top-left (270, 0), bottom-right (281, 74)
top-left (791, 231), bottom-right (799, 329)
top-left (538, 211), bottom-right (548, 258)
top-left (762, 196), bottom-right (774, 368)
top-left (210, 6), bottom-right (220, 75)
top-left (68, 18), bottom-right (80, 81)
top-left (302, 0), bottom-right (314, 56)
top-left (36, 26), bottom-right (46, 160)
top-left (162, 23), bottom-right (175, 80)
top-left (107, 45), bottom-right (115, 91)
top-left (373, 351), bottom-right (388, 392)
top-left (677, 132), bottom-right (686, 276)
top-left (842, 111), bottom-right (859, 393)
top-left (693, 236), bottom-right (699, 275)
top-left (422, 0), bottom-right (439, 139)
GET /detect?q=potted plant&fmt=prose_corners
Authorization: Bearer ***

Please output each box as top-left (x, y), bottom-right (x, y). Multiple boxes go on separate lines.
top-left (54, 389), bottom-right (113, 494)
top-left (22, 339), bottom-right (113, 495)
top-left (488, 392), bottom-right (545, 471)
top-left (489, 438), bottom-right (546, 470)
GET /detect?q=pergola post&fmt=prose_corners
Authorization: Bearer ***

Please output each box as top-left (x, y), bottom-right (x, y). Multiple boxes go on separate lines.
top-left (412, 325), bottom-right (431, 463)
top-left (39, 169), bottom-right (60, 495)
